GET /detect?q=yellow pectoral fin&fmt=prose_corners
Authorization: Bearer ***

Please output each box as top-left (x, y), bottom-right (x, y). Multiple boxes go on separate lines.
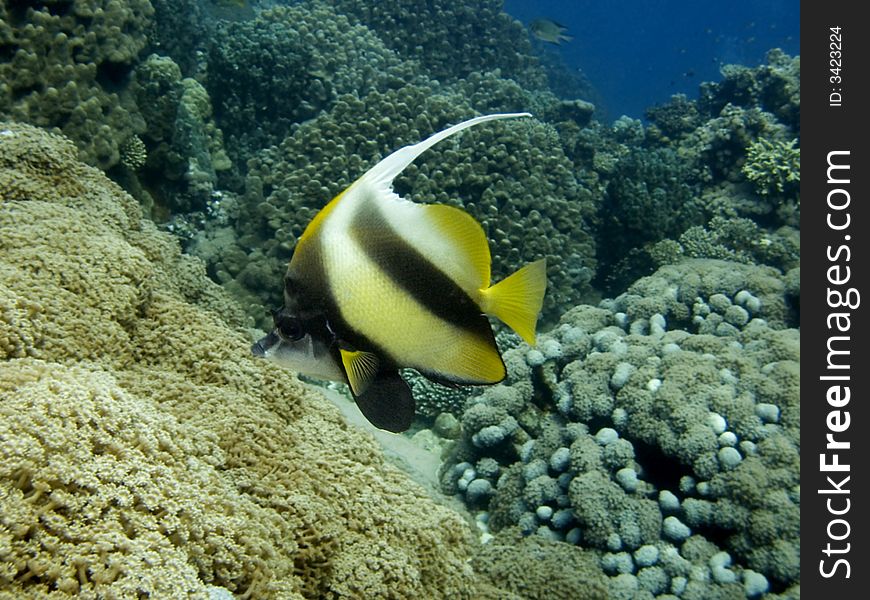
top-left (340, 348), bottom-right (380, 396)
top-left (480, 259), bottom-right (547, 345)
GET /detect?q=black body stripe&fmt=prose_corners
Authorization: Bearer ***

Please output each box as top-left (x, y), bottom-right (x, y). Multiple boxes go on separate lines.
top-left (348, 195), bottom-right (494, 342)
top-left (285, 244), bottom-right (396, 371)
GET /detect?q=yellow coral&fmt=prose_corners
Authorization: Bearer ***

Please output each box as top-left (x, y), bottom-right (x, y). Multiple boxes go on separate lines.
top-left (0, 123), bottom-right (485, 598)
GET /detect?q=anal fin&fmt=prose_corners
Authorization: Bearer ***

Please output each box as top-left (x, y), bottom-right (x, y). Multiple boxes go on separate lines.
top-left (352, 371), bottom-right (416, 433)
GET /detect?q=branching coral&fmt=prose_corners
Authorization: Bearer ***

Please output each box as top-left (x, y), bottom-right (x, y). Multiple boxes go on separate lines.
top-left (742, 137), bottom-right (800, 198)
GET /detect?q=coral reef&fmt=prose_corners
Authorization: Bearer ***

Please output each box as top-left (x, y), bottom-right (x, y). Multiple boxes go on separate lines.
top-left (698, 49), bottom-right (800, 133)
top-left (591, 51), bottom-right (800, 294)
top-left (131, 53), bottom-right (231, 214)
top-left (0, 0), bottom-right (153, 170)
top-left (441, 259), bottom-right (800, 597)
top-left (199, 83), bottom-right (598, 328)
top-left (329, 0), bottom-right (544, 86)
top-left (0, 3), bottom-right (801, 594)
top-left (647, 215), bottom-right (799, 277)
top-left (205, 3), bottom-right (418, 172)
top-left (0, 122), bottom-right (500, 599)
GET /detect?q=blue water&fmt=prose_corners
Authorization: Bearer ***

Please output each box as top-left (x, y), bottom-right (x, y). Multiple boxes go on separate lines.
top-left (504, 0), bottom-right (800, 120)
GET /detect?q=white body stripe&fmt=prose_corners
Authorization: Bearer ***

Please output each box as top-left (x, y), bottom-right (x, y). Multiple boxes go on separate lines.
top-left (289, 114), bottom-right (532, 383)
top-left (316, 181), bottom-right (499, 381)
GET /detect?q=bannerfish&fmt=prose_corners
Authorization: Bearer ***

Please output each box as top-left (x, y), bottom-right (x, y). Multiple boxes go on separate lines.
top-left (529, 18), bottom-right (573, 45)
top-left (252, 113), bottom-right (547, 432)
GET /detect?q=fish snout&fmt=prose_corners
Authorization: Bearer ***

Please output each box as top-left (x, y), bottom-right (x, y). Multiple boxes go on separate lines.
top-left (251, 331), bottom-right (279, 357)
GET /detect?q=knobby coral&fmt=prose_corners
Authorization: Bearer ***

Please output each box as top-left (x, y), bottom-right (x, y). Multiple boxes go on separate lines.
top-left (0, 122), bottom-right (496, 599)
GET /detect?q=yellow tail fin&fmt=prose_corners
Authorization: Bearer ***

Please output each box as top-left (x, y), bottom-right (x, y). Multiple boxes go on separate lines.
top-left (480, 259), bottom-right (547, 345)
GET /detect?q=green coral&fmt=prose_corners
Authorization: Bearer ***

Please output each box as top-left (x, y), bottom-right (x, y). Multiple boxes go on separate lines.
top-left (654, 216), bottom-right (800, 275)
top-left (329, 0), bottom-right (544, 86)
top-left (119, 135), bottom-right (147, 170)
top-left (742, 137), bottom-right (800, 197)
top-left (645, 93), bottom-right (703, 141)
top-left (684, 104), bottom-right (789, 181)
top-left (596, 145), bottom-right (707, 293)
top-left (0, 0), bottom-right (153, 170)
top-left (205, 3), bottom-right (417, 169)
top-left (585, 52), bottom-right (800, 294)
top-left (129, 53), bottom-right (230, 214)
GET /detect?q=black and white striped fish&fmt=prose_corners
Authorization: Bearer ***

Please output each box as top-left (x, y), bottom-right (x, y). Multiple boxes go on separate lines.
top-left (252, 113), bottom-right (547, 432)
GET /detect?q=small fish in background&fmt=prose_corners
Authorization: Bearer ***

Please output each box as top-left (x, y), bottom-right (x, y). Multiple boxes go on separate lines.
top-left (252, 113), bottom-right (547, 433)
top-left (529, 18), bottom-right (573, 45)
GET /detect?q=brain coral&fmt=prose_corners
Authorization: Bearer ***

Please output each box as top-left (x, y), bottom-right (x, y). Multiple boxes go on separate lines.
top-left (0, 122), bottom-right (495, 598)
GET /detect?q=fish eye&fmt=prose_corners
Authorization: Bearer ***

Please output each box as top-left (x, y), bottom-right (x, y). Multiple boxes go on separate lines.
top-left (277, 316), bottom-right (305, 341)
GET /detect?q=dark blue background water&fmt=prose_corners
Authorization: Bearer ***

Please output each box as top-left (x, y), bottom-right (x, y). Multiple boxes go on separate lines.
top-left (503, 0), bottom-right (800, 121)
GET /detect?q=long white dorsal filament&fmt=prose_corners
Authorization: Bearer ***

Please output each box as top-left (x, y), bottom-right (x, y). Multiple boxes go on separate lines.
top-left (362, 113), bottom-right (532, 191)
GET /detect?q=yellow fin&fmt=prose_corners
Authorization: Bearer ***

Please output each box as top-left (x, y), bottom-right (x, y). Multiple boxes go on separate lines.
top-left (297, 187), bottom-right (347, 247)
top-left (439, 335), bottom-right (507, 384)
top-left (425, 204), bottom-right (491, 290)
top-left (339, 348), bottom-right (380, 396)
top-left (480, 259), bottom-right (547, 345)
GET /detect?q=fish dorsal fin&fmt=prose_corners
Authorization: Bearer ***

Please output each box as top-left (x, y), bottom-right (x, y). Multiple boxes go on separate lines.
top-left (362, 113), bottom-right (531, 194)
top-left (293, 113), bottom-right (530, 278)
top-left (349, 113), bottom-right (529, 294)
top-left (339, 347), bottom-right (380, 396)
top-left (421, 203), bottom-right (492, 291)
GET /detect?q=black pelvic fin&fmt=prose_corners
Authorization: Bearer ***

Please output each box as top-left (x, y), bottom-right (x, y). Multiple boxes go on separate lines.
top-left (352, 371), bottom-right (416, 433)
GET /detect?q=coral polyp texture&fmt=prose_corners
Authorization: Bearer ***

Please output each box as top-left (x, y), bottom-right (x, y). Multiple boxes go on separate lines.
top-left (0, 122), bottom-right (501, 599)
top-left (0, 1), bottom-right (801, 595)
top-left (0, 0), bottom-right (153, 170)
top-left (329, 0), bottom-right (543, 85)
top-left (442, 259), bottom-right (799, 599)
top-left (205, 3), bottom-right (417, 170)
